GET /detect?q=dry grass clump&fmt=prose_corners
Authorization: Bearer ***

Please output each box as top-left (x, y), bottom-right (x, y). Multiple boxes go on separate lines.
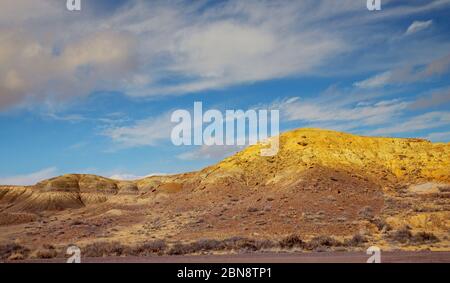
top-left (7, 252), bottom-right (25, 261)
top-left (278, 234), bottom-right (304, 249)
top-left (167, 237), bottom-right (275, 255)
top-left (83, 241), bottom-right (126, 257)
top-left (305, 236), bottom-right (342, 251)
top-left (370, 217), bottom-right (391, 231)
top-left (0, 243), bottom-right (30, 260)
top-left (190, 239), bottom-right (225, 252)
top-left (169, 239), bottom-right (226, 255)
top-left (388, 227), bottom-right (412, 243)
top-left (222, 237), bottom-right (275, 251)
top-left (411, 232), bottom-right (440, 244)
top-left (344, 234), bottom-right (368, 247)
top-left (35, 248), bottom-right (58, 259)
top-left (358, 206), bottom-right (374, 220)
top-left (132, 240), bottom-right (167, 256)
top-left (167, 242), bottom-right (192, 255)
top-left (35, 244), bottom-right (60, 259)
top-left (166, 235), bottom-right (346, 254)
top-left (387, 226), bottom-right (440, 244)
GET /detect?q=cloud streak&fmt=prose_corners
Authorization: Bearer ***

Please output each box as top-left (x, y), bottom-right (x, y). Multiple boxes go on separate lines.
top-left (0, 167), bottom-right (58, 186)
top-left (102, 112), bottom-right (173, 148)
top-left (409, 88), bottom-right (450, 109)
top-left (354, 54), bottom-right (450, 89)
top-left (405, 20), bottom-right (433, 35)
top-left (369, 112), bottom-right (450, 135)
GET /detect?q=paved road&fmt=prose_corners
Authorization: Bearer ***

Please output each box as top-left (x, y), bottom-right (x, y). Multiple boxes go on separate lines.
top-left (17, 251), bottom-right (450, 263)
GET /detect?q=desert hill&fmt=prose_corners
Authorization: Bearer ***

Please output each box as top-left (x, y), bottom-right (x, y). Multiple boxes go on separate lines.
top-left (0, 128), bottom-right (449, 260)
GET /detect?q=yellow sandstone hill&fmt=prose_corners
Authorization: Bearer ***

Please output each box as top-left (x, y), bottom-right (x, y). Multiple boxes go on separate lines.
top-left (212, 128), bottom-right (450, 183)
top-left (0, 128), bottom-right (449, 255)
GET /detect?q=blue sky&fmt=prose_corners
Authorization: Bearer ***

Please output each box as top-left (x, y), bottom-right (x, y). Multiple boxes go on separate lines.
top-left (1, 0), bottom-right (450, 185)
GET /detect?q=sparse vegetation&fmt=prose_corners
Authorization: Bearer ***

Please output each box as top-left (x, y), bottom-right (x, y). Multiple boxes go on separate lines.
top-left (411, 232), bottom-right (440, 244)
top-left (8, 252), bottom-right (25, 261)
top-left (0, 228), bottom-right (444, 261)
top-left (0, 243), bottom-right (30, 260)
top-left (306, 236), bottom-right (342, 250)
top-left (370, 217), bottom-right (391, 231)
top-left (388, 227), bottom-right (413, 243)
top-left (279, 234), bottom-right (304, 249)
top-left (388, 227), bottom-right (440, 245)
top-left (358, 206), bottom-right (374, 220)
top-left (132, 240), bottom-right (167, 256)
top-left (225, 237), bottom-right (275, 251)
top-left (35, 248), bottom-right (58, 259)
top-left (344, 234), bottom-right (367, 247)
top-left (167, 237), bottom-right (276, 255)
top-left (83, 241), bottom-right (126, 257)
top-left (167, 242), bottom-right (190, 255)
top-left (191, 239), bottom-right (225, 251)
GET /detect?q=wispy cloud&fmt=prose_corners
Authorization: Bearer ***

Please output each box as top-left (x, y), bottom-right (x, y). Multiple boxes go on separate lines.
top-left (109, 172), bottom-right (167, 181)
top-left (405, 20), bottom-right (433, 35)
top-left (409, 87), bottom-right (450, 109)
top-left (369, 111), bottom-right (450, 135)
top-left (353, 72), bottom-right (393, 89)
top-left (43, 112), bottom-right (87, 123)
top-left (0, 167), bottom-right (58, 186)
top-left (354, 54), bottom-right (450, 88)
top-left (102, 112), bottom-right (173, 148)
top-left (272, 96), bottom-right (409, 131)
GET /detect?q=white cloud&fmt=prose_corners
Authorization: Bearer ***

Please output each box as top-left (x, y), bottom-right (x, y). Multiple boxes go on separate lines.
top-left (2, 0), bottom-right (449, 110)
top-left (159, 21), bottom-right (343, 95)
top-left (0, 0), bottom-right (345, 108)
top-left (103, 84), bottom-right (450, 150)
top-left (44, 112), bottom-right (86, 123)
top-left (0, 29), bottom-right (136, 110)
top-left (109, 172), bottom-right (167, 180)
top-left (405, 20), bottom-right (433, 35)
top-left (102, 112), bottom-right (173, 148)
top-left (369, 112), bottom-right (450, 135)
top-left (409, 87), bottom-right (450, 109)
top-left (0, 167), bottom-right (58, 186)
top-left (353, 72), bottom-right (392, 89)
top-left (354, 54), bottom-right (450, 88)
top-left (276, 97), bottom-right (409, 129)
top-left (269, 85), bottom-right (450, 139)
top-left (177, 145), bottom-right (244, 161)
